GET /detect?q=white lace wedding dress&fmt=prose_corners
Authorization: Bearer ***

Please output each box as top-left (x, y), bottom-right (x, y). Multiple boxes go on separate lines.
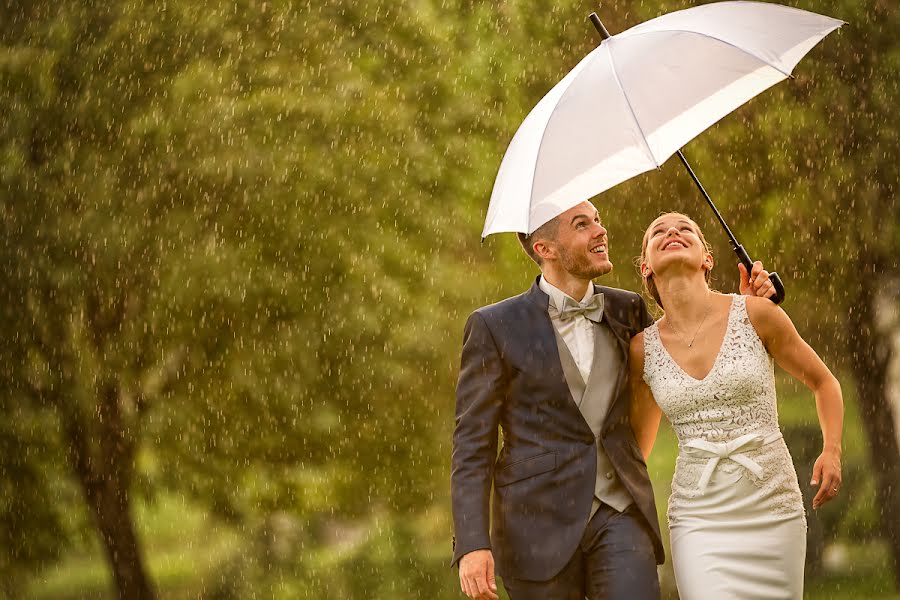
top-left (643, 295), bottom-right (806, 599)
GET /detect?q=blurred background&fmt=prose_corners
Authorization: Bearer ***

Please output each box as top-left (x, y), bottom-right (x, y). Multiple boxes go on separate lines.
top-left (0, 0), bottom-right (897, 598)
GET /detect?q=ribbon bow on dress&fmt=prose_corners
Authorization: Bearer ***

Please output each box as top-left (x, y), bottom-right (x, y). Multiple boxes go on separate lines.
top-left (549, 293), bottom-right (605, 323)
top-left (682, 431), bottom-right (783, 493)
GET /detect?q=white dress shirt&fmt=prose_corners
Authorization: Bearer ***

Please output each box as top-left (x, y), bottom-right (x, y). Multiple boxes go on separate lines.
top-left (539, 276), bottom-right (596, 383)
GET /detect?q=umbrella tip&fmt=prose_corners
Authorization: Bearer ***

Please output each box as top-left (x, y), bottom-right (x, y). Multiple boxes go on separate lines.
top-left (588, 12), bottom-right (612, 40)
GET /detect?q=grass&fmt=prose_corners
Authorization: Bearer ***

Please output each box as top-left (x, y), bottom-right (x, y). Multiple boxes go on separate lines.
top-left (27, 495), bottom-right (242, 600)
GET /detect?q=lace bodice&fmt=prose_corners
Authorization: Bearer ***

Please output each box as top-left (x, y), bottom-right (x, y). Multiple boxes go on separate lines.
top-left (643, 295), bottom-right (804, 520)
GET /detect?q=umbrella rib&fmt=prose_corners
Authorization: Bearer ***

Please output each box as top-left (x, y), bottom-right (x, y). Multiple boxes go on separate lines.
top-left (489, 110), bottom-right (551, 236)
top-left (624, 28), bottom-right (795, 78)
top-left (604, 41), bottom-right (661, 167)
top-left (526, 119), bottom-right (554, 234)
top-left (524, 59), bottom-right (589, 234)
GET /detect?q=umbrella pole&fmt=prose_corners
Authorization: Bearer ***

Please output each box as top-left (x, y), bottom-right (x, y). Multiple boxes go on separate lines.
top-left (588, 12), bottom-right (785, 304)
top-left (674, 150), bottom-right (757, 270)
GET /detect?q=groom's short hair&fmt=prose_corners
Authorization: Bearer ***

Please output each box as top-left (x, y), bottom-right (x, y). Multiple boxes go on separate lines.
top-left (517, 217), bottom-right (560, 266)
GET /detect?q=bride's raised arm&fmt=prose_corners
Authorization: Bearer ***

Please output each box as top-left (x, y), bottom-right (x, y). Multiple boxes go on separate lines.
top-left (629, 331), bottom-right (662, 460)
top-left (745, 295), bottom-right (844, 509)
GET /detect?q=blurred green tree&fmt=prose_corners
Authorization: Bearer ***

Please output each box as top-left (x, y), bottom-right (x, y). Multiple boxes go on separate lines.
top-left (0, 1), bottom-right (314, 595)
top-left (0, 0), bottom-right (452, 595)
top-left (1, 0), bottom-right (896, 597)
top-left (0, 0), bottom-right (554, 595)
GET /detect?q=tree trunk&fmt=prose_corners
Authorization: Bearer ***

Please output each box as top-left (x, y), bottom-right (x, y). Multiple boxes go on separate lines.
top-left (847, 276), bottom-right (900, 587)
top-left (86, 479), bottom-right (155, 600)
top-left (62, 384), bottom-right (156, 600)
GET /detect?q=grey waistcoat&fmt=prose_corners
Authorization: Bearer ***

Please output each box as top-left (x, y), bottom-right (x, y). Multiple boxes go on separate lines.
top-left (553, 322), bottom-right (633, 516)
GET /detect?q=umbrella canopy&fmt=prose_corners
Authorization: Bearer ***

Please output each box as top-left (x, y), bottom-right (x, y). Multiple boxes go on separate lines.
top-left (482, 1), bottom-right (844, 238)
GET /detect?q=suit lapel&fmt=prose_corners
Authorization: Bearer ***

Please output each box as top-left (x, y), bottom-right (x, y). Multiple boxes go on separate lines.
top-left (593, 285), bottom-right (631, 356)
top-left (524, 278), bottom-right (590, 419)
top-left (593, 285), bottom-right (632, 417)
top-left (523, 277), bottom-right (570, 380)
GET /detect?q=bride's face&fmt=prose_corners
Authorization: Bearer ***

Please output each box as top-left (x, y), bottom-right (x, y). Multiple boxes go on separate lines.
top-left (641, 213), bottom-right (713, 280)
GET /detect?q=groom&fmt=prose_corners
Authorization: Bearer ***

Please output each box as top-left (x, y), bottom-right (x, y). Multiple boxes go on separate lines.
top-left (450, 200), bottom-right (773, 599)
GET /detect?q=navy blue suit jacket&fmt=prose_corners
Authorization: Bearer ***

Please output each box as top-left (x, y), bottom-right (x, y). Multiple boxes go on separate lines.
top-left (450, 277), bottom-right (664, 581)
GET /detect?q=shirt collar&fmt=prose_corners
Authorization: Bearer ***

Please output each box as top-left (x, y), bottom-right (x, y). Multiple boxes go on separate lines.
top-left (539, 275), bottom-right (594, 312)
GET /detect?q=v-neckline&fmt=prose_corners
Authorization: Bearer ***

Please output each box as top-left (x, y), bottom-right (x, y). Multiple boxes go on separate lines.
top-left (656, 295), bottom-right (736, 383)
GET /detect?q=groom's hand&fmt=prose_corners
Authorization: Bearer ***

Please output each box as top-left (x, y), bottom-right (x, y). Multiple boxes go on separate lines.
top-left (738, 261), bottom-right (776, 299)
top-left (459, 549), bottom-right (499, 600)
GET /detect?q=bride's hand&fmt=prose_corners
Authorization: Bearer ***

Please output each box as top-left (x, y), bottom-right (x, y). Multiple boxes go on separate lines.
top-left (738, 261), bottom-right (776, 299)
top-left (810, 448), bottom-right (842, 509)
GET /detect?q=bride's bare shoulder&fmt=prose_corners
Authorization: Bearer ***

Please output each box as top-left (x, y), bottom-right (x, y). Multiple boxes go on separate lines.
top-left (744, 294), bottom-right (784, 320)
top-left (744, 295), bottom-right (795, 343)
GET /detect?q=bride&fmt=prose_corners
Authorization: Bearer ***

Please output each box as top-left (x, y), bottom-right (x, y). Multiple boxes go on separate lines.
top-left (629, 212), bottom-right (843, 599)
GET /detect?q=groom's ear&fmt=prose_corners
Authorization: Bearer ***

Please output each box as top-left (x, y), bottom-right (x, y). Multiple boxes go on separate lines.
top-left (534, 239), bottom-right (555, 261)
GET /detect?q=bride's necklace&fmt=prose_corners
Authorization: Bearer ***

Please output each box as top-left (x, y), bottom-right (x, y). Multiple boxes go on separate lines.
top-left (666, 297), bottom-right (712, 348)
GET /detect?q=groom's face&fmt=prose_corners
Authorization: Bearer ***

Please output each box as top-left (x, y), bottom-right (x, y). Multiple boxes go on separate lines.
top-left (551, 201), bottom-right (613, 278)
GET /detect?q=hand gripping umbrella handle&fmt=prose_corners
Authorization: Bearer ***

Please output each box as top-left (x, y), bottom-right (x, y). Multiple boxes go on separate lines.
top-left (589, 11), bottom-right (786, 305)
top-left (734, 244), bottom-right (786, 304)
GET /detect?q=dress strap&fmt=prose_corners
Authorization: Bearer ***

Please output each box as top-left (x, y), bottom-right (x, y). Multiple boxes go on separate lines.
top-left (732, 293), bottom-right (747, 321)
top-left (641, 321), bottom-right (662, 384)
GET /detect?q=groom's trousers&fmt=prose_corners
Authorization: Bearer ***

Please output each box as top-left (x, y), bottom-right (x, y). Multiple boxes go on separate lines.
top-left (501, 504), bottom-right (660, 600)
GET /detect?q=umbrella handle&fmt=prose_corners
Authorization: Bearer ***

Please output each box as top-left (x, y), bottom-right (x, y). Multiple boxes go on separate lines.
top-left (735, 244), bottom-right (786, 304)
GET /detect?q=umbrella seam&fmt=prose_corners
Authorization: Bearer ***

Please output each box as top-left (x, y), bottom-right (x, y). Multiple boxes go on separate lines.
top-left (604, 40), bottom-right (660, 168)
top-left (524, 52), bottom-right (592, 234)
top-left (526, 114), bottom-right (556, 235)
top-left (618, 28), bottom-right (797, 78)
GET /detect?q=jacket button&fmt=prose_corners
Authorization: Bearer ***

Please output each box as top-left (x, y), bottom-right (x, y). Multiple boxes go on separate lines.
top-left (605, 471), bottom-right (614, 480)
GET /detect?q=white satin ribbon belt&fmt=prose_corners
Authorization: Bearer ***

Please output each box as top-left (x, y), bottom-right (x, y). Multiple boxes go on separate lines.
top-left (683, 431), bottom-right (783, 493)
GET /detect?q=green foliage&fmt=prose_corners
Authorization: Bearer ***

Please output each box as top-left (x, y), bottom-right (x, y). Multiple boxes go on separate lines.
top-left (0, 400), bottom-right (75, 593)
top-left (1, 0), bottom-right (897, 596)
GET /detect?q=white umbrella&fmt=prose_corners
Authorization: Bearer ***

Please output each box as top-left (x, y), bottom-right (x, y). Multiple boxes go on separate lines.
top-left (482, 1), bottom-right (844, 239)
